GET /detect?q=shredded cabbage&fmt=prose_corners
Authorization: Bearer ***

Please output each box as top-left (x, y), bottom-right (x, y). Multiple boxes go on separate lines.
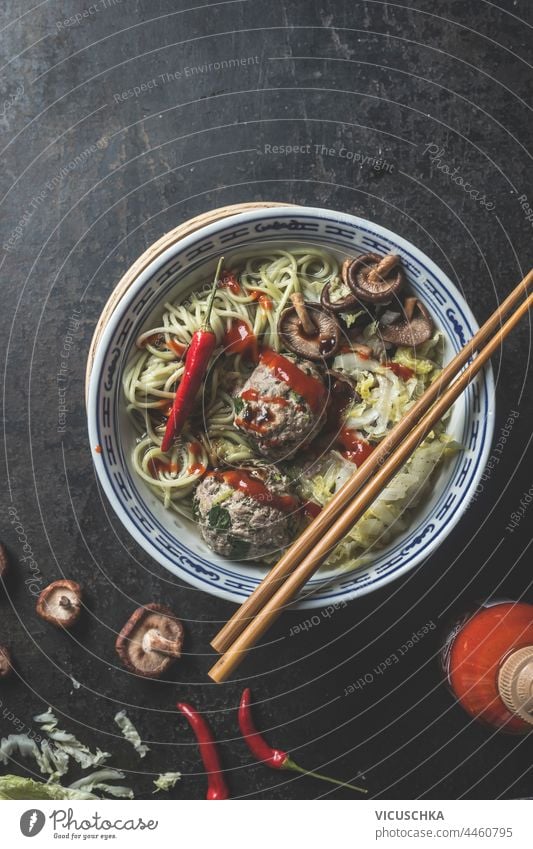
top-left (290, 322), bottom-right (456, 573)
top-left (153, 772), bottom-right (182, 793)
top-left (0, 775), bottom-right (99, 800)
top-left (294, 436), bottom-right (456, 572)
top-left (323, 274), bottom-right (351, 303)
top-left (0, 771), bottom-right (134, 800)
top-left (114, 710), bottom-right (150, 758)
top-left (35, 739), bottom-right (70, 780)
top-left (327, 440), bottom-right (451, 569)
top-left (393, 331), bottom-right (443, 378)
top-left (0, 735), bottom-right (40, 767)
top-left (33, 708), bottom-right (110, 770)
top-left (340, 308), bottom-right (366, 327)
top-left (33, 708), bottom-right (59, 730)
top-left (331, 330), bottom-right (448, 442)
top-left (69, 769), bottom-right (133, 799)
top-left (0, 712), bottom-right (134, 799)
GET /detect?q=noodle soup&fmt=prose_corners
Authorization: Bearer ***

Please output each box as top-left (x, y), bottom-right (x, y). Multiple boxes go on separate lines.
top-left (123, 245), bottom-right (454, 570)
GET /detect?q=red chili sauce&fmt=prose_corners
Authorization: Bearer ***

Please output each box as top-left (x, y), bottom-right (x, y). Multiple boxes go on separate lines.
top-left (235, 387), bottom-right (291, 435)
top-left (259, 349), bottom-right (326, 414)
top-left (223, 320), bottom-right (258, 362)
top-left (319, 375), bottom-right (374, 467)
top-left (148, 457), bottom-right (180, 478)
top-left (211, 469), bottom-right (299, 514)
top-left (250, 290), bottom-right (273, 311)
top-left (167, 338), bottom-right (187, 358)
top-left (386, 361), bottom-right (415, 381)
top-left (337, 427), bottom-right (374, 465)
top-left (188, 441), bottom-right (206, 476)
top-left (218, 270), bottom-right (241, 295)
top-left (302, 500), bottom-right (322, 521)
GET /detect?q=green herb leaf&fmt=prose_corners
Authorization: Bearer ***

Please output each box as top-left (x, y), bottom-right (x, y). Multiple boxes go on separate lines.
top-left (233, 397), bottom-right (245, 414)
top-left (207, 505), bottom-right (231, 530)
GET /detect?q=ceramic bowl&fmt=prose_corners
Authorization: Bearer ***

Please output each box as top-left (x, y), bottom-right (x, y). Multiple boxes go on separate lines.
top-left (87, 206), bottom-right (494, 607)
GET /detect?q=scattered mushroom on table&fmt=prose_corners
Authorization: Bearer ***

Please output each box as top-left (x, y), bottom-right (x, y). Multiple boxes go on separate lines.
top-left (0, 645), bottom-right (13, 679)
top-left (0, 543), bottom-right (9, 582)
top-left (379, 297), bottom-right (434, 348)
top-left (343, 253), bottom-right (405, 304)
top-left (116, 603), bottom-right (185, 679)
top-left (278, 292), bottom-right (341, 360)
top-left (36, 580), bottom-right (83, 628)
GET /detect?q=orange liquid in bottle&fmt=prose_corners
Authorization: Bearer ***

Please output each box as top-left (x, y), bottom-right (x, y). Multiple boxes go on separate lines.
top-left (441, 600), bottom-right (533, 734)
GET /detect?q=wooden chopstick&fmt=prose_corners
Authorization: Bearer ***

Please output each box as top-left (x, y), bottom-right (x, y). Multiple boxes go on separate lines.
top-left (211, 270), bottom-right (533, 655)
top-left (209, 278), bottom-right (533, 683)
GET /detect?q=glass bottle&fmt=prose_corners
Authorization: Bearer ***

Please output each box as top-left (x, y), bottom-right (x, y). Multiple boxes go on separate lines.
top-left (441, 600), bottom-right (533, 733)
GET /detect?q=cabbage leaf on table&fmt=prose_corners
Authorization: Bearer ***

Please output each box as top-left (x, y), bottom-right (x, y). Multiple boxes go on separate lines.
top-left (0, 775), bottom-right (98, 800)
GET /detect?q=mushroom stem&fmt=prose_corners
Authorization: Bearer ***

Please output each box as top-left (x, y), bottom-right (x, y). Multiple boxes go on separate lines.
top-left (368, 254), bottom-right (400, 285)
top-left (290, 292), bottom-right (317, 336)
top-left (403, 297), bottom-right (418, 321)
top-left (142, 628), bottom-right (182, 658)
top-left (59, 596), bottom-right (73, 609)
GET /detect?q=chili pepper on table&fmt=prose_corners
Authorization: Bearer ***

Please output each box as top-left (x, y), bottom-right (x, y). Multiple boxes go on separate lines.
top-left (161, 257), bottom-right (224, 453)
top-left (176, 702), bottom-right (230, 800)
top-left (238, 688), bottom-right (367, 794)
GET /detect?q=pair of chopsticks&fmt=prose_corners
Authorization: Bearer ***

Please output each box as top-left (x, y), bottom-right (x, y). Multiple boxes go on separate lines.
top-left (209, 270), bottom-right (533, 683)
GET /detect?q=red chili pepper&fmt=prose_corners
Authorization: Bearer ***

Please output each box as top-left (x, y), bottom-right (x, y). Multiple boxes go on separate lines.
top-left (238, 689), bottom-right (367, 794)
top-left (176, 702), bottom-right (230, 800)
top-left (161, 257), bottom-right (224, 453)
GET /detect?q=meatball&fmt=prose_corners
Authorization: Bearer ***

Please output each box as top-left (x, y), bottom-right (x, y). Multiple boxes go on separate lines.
top-left (233, 354), bottom-right (327, 460)
top-left (193, 466), bottom-right (299, 560)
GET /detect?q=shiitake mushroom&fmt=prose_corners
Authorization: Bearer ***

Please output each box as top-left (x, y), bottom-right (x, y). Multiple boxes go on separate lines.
top-left (116, 603), bottom-right (184, 679)
top-left (36, 580), bottom-right (83, 628)
top-left (278, 294), bottom-right (340, 361)
top-left (379, 297), bottom-right (434, 348)
top-left (320, 277), bottom-right (361, 313)
top-left (344, 253), bottom-right (405, 305)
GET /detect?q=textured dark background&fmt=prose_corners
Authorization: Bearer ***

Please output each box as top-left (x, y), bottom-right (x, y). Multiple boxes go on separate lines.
top-left (0, 0), bottom-right (532, 801)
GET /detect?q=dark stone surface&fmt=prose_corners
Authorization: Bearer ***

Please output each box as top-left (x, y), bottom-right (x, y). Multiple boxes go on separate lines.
top-left (0, 0), bottom-right (532, 800)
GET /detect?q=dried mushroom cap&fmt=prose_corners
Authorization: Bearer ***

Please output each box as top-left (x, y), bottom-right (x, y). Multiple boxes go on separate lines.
top-left (0, 543), bottom-right (9, 580)
top-left (279, 296), bottom-right (340, 361)
top-left (320, 277), bottom-right (360, 313)
top-left (344, 253), bottom-right (405, 304)
top-left (0, 645), bottom-right (13, 679)
top-left (36, 580), bottom-right (82, 628)
top-left (116, 603), bottom-right (184, 679)
top-left (379, 298), bottom-right (434, 348)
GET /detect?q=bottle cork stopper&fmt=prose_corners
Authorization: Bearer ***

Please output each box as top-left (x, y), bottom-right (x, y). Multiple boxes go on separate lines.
top-left (497, 645), bottom-right (533, 725)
